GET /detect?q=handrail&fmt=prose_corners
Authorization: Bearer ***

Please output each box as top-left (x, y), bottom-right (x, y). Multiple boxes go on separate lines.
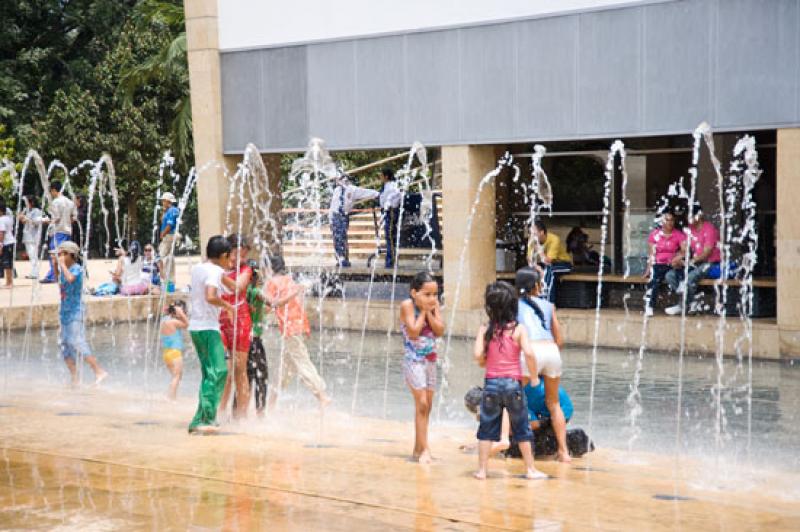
top-left (283, 152), bottom-right (412, 196)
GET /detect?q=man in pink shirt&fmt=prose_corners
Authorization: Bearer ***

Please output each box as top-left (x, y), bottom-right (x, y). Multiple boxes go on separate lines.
top-left (664, 206), bottom-right (721, 315)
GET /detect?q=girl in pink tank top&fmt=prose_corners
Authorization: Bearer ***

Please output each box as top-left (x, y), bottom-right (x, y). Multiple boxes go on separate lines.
top-left (473, 282), bottom-right (546, 481)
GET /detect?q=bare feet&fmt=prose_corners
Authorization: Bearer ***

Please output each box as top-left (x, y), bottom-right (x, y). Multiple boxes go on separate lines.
top-left (93, 371), bottom-right (108, 386)
top-left (525, 468), bottom-right (548, 480)
top-left (474, 470), bottom-right (487, 480)
top-left (417, 450), bottom-right (433, 464)
top-left (557, 451), bottom-right (572, 463)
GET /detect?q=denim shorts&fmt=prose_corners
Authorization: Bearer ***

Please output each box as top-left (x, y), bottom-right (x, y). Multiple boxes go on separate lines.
top-left (60, 319), bottom-right (91, 360)
top-left (477, 377), bottom-right (533, 443)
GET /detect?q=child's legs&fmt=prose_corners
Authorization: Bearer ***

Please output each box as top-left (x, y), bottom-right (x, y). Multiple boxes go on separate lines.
top-left (167, 357), bottom-right (184, 398)
top-left (231, 349), bottom-right (250, 417)
top-left (219, 357), bottom-right (234, 413)
top-left (189, 331), bottom-right (228, 430)
top-left (408, 385), bottom-right (431, 456)
top-left (250, 338), bottom-right (268, 411)
top-left (543, 375), bottom-right (569, 459)
top-left (284, 335), bottom-right (326, 397)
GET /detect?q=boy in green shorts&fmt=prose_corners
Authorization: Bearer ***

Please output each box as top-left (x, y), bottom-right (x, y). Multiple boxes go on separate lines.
top-left (187, 235), bottom-right (235, 434)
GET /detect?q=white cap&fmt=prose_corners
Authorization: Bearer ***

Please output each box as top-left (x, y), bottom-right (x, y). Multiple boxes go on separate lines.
top-left (160, 192), bottom-right (177, 203)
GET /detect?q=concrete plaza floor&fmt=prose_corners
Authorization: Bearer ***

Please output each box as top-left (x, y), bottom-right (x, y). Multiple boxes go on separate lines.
top-left (1, 381), bottom-right (799, 530)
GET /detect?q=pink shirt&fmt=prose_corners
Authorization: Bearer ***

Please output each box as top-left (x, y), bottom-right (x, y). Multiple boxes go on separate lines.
top-left (689, 221), bottom-right (721, 263)
top-left (648, 228), bottom-right (686, 265)
top-left (485, 326), bottom-right (522, 380)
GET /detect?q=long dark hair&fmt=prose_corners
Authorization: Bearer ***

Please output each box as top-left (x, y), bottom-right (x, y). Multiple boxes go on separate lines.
top-left (515, 267), bottom-right (549, 331)
top-left (483, 282), bottom-right (518, 353)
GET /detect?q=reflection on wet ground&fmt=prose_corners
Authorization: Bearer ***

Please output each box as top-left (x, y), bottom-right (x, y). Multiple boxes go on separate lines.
top-left (1, 322), bottom-right (799, 529)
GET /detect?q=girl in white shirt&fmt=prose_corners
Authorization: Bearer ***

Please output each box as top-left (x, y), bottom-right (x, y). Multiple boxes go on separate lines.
top-left (18, 195), bottom-right (43, 279)
top-left (115, 241), bottom-right (148, 296)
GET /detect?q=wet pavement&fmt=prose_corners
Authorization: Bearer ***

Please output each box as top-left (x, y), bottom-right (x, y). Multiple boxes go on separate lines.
top-left (1, 325), bottom-right (800, 529)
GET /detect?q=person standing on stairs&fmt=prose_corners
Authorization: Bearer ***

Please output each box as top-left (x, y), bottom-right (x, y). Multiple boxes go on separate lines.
top-left (328, 171), bottom-right (379, 268)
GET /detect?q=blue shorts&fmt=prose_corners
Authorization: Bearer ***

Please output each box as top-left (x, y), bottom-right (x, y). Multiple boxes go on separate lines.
top-left (477, 377), bottom-right (533, 443)
top-left (49, 232), bottom-right (71, 250)
top-left (60, 320), bottom-right (91, 360)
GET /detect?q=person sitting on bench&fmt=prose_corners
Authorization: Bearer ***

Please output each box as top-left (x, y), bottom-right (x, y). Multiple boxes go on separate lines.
top-left (664, 204), bottom-right (721, 315)
top-left (527, 220), bottom-right (572, 303)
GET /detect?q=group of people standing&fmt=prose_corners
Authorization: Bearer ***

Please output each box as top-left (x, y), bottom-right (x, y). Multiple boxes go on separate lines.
top-left (328, 167), bottom-right (402, 268)
top-left (399, 265), bottom-right (577, 477)
top-left (0, 182), bottom-right (181, 295)
top-left (165, 234), bottom-right (330, 434)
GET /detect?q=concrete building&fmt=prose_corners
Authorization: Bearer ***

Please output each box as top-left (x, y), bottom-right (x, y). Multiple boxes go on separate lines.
top-left (186, 0), bottom-right (800, 357)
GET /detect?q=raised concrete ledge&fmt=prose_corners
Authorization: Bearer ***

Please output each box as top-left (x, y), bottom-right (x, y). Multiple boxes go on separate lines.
top-left (2, 296), bottom-right (781, 360)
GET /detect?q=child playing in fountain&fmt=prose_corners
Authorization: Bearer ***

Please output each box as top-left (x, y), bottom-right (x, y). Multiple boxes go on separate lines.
top-left (264, 255), bottom-right (331, 408)
top-left (473, 281), bottom-right (546, 480)
top-left (187, 235), bottom-right (235, 434)
top-left (399, 271), bottom-right (445, 464)
top-left (160, 300), bottom-right (188, 400)
top-left (56, 241), bottom-right (108, 386)
top-left (217, 234), bottom-right (254, 421)
top-left (246, 264), bottom-right (269, 416)
top-left (515, 266), bottom-right (571, 463)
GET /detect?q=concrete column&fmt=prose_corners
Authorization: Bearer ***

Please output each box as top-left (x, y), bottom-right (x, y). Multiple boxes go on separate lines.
top-left (185, 0), bottom-right (228, 249)
top-left (441, 145), bottom-right (499, 311)
top-left (776, 128), bottom-right (800, 357)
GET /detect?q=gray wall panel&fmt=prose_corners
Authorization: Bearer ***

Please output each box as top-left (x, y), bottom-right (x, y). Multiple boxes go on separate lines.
top-left (405, 31), bottom-right (460, 144)
top-left (643, 0), bottom-right (711, 131)
top-left (577, 8), bottom-right (641, 135)
top-left (306, 41), bottom-right (357, 147)
top-left (221, 51), bottom-right (264, 152)
top-left (516, 16), bottom-right (578, 137)
top-left (715, 0), bottom-right (799, 127)
top-left (220, 0), bottom-right (800, 153)
top-left (354, 36), bottom-right (406, 146)
top-left (261, 47), bottom-right (308, 149)
top-left (459, 24), bottom-right (516, 140)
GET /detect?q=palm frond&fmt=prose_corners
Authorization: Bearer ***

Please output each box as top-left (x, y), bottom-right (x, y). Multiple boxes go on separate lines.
top-left (170, 94), bottom-right (192, 165)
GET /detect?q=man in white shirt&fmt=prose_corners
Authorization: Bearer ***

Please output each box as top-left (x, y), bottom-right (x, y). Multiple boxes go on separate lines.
top-left (328, 172), bottom-right (379, 267)
top-left (41, 180), bottom-right (76, 283)
top-left (379, 168), bottom-right (403, 268)
top-left (0, 197), bottom-right (15, 288)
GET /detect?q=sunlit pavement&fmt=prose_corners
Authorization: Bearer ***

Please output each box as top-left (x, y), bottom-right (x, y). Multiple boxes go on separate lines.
top-left (1, 382), bottom-right (799, 530)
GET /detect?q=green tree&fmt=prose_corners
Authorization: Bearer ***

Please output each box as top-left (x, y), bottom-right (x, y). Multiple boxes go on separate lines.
top-left (0, 125), bottom-right (20, 195)
top-left (119, 0), bottom-right (191, 167)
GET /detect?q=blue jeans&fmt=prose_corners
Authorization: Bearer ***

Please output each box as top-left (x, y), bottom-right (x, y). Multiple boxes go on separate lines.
top-left (543, 262), bottom-right (572, 303)
top-left (645, 264), bottom-right (672, 311)
top-left (665, 262), bottom-right (714, 303)
top-left (383, 208), bottom-right (399, 268)
top-left (477, 377), bottom-right (533, 442)
top-left (330, 213), bottom-right (350, 266)
top-left (45, 232), bottom-right (71, 281)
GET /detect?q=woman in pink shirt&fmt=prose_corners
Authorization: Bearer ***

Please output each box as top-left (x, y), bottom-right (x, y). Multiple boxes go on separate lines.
top-left (664, 207), bottom-right (721, 315)
top-left (643, 212), bottom-right (686, 316)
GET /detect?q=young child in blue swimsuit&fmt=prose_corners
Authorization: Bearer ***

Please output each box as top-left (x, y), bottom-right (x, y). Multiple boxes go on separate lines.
top-left (399, 271), bottom-right (444, 464)
top-left (161, 300), bottom-right (188, 400)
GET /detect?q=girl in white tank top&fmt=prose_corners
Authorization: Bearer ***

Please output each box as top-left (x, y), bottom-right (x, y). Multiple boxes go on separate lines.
top-left (515, 266), bottom-right (572, 463)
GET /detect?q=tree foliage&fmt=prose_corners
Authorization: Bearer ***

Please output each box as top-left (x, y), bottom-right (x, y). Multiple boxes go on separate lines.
top-left (1, 1), bottom-right (195, 248)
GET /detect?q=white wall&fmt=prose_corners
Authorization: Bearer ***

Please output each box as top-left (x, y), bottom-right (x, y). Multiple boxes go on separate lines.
top-left (217, 0), bottom-right (669, 51)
